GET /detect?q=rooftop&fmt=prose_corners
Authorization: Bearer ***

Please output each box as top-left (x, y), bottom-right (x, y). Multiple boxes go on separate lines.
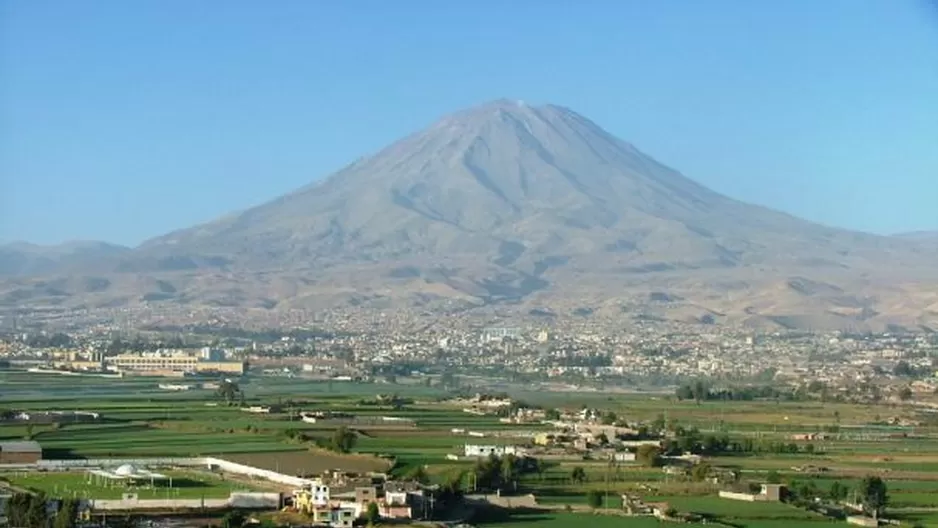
top-left (0, 441), bottom-right (42, 453)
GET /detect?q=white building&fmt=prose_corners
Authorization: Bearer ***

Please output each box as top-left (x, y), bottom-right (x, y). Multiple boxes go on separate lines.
top-left (310, 480), bottom-right (330, 506)
top-left (464, 444), bottom-right (521, 458)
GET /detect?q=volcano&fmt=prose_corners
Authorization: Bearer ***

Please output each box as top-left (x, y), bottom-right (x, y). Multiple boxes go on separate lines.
top-left (4, 100), bottom-right (937, 331)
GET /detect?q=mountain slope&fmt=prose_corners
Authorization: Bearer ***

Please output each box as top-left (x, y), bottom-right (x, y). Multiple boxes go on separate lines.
top-left (4, 100), bottom-right (937, 330)
top-left (140, 100), bottom-right (915, 268)
top-left (0, 241), bottom-right (131, 277)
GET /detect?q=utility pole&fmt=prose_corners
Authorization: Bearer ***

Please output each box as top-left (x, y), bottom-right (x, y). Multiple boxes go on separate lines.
top-left (427, 493), bottom-right (435, 520)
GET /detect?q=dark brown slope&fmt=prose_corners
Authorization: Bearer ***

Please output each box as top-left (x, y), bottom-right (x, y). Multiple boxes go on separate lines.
top-left (3, 100), bottom-right (937, 330)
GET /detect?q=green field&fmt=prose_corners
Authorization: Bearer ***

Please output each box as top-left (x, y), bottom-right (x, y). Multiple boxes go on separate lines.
top-left (3, 370), bottom-right (938, 526)
top-left (477, 511), bottom-right (703, 527)
top-left (1, 470), bottom-right (258, 500)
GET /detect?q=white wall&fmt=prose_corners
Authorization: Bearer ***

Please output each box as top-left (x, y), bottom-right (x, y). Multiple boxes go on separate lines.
top-left (88, 492), bottom-right (280, 511)
top-left (203, 457), bottom-right (313, 488)
top-left (718, 491), bottom-right (757, 502)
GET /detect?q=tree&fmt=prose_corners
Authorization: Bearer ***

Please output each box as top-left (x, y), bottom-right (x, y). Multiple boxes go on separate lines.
top-left (586, 489), bottom-right (603, 510)
top-left (898, 387), bottom-right (913, 401)
top-left (690, 462), bottom-right (712, 482)
top-left (439, 471), bottom-right (464, 501)
top-left (5, 493), bottom-right (31, 527)
top-left (636, 444), bottom-right (663, 468)
top-left (216, 379), bottom-right (241, 406)
top-left (766, 470), bottom-right (782, 484)
top-left (532, 458), bottom-right (549, 481)
top-left (601, 411), bottom-right (617, 425)
top-left (331, 426), bottom-right (357, 453)
top-left (692, 380), bottom-right (708, 403)
top-left (500, 454), bottom-right (518, 488)
top-left (858, 476), bottom-right (888, 518)
top-left (221, 510), bottom-right (246, 528)
top-left (790, 480), bottom-right (820, 503)
top-left (893, 361), bottom-right (914, 377)
top-left (570, 466), bottom-right (587, 484)
top-left (54, 498), bottom-right (79, 528)
top-left (675, 385), bottom-right (694, 401)
top-left (365, 501), bottom-right (380, 526)
top-left (651, 413), bottom-right (667, 433)
top-left (545, 408), bottom-right (561, 421)
top-left (829, 481), bottom-right (848, 502)
top-left (24, 492), bottom-right (47, 528)
top-left (406, 465), bottom-right (430, 484)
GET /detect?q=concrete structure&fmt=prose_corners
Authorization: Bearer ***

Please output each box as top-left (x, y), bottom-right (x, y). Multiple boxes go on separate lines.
top-left (718, 491), bottom-right (758, 502)
top-left (719, 484), bottom-right (785, 502)
top-left (761, 483), bottom-right (783, 501)
top-left (0, 441), bottom-right (42, 464)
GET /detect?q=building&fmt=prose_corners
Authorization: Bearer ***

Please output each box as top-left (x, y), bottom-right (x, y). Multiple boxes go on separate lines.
top-left (760, 483), bottom-right (784, 501)
top-left (355, 486), bottom-right (377, 506)
top-left (200, 347), bottom-right (226, 361)
top-left (0, 441), bottom-right (42, 464)
top-left (310, 481), bottom-right (330, 506)
top-left (463, 444), bottom-right (521, 458)
top-left (110, 352), bottom-right (245, 375)
top-left (719, 483), bottom-right (786, 503)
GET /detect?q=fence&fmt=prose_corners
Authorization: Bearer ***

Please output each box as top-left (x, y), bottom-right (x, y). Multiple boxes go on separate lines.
top-left (34, 458), bottom-right (199, 470)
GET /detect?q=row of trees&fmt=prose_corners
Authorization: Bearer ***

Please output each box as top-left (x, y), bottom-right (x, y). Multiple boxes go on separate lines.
top-left (4, 493), bottom-right (79, 528)
top-left (282, 426), bottom-right (357, 454)
top-left (784, 475), bottom-right (889, 519)
top-left (675, 382), bottom-right (809, 403)
top-left (470, 454), bottom-right (543, 490)
top-left (656, 426), bottom-right (820, 457)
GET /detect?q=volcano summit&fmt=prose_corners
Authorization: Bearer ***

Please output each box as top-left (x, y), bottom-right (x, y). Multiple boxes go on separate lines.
top-left (3, 100), bottom-right (937, 331)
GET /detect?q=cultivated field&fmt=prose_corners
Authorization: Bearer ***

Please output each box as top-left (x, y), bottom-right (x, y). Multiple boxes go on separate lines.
top-left (3, 370), bottom-right (938, 526)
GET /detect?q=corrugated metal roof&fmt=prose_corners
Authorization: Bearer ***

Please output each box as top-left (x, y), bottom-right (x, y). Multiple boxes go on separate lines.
top-left (0, 441), bottom-right (42, 453)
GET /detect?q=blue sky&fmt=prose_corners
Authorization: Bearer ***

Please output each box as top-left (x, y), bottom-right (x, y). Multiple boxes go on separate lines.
top-left (2, 0), bottom-right (937, 246)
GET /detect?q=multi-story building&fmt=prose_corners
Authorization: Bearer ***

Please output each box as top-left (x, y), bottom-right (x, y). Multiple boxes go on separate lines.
top-left (109, 352), bottom-right (245, 375)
